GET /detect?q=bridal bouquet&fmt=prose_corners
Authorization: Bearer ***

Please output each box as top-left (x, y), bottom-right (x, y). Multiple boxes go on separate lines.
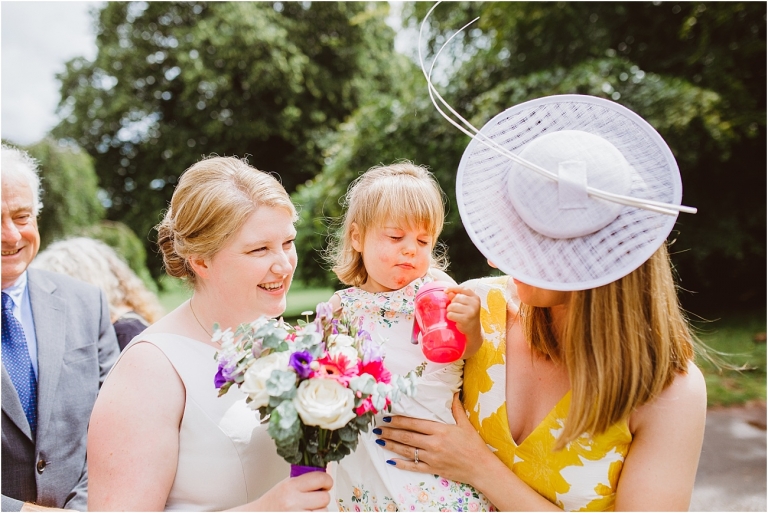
top-left (213, 302), bottom-right (418, 474)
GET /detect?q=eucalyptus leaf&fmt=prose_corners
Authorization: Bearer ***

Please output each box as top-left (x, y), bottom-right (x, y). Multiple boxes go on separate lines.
top-left (337, 425), bottom-right (359, 443)
top-left (268, 401), bottom-right (300, 443)
top-left (349, 374), bottom-right (375, 395)
top-left (266, 369), bottom-right (298, 399)
top-left (354, 412), bottom-right (373, 430)
top-left (276, 438), bottom-right (301, 462)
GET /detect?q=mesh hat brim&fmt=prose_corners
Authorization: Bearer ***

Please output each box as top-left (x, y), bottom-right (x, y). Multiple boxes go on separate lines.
top-left (456, 95), bottom-right (682, 291)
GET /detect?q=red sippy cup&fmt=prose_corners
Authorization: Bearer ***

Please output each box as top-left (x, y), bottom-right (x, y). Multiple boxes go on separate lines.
top-left (411, 281), bottom-right (467, 363)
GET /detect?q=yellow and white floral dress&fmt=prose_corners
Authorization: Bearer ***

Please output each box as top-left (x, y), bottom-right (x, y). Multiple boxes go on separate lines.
top-left (463, 277), bottom-right (633, 512)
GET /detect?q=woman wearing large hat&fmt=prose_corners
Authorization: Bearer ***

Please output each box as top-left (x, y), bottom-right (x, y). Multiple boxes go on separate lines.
top-left (375, 95), bottom-right (707, 511)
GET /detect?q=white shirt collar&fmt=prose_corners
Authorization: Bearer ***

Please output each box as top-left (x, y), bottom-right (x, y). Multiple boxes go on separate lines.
top-left (2, 271), bottom-right (28, 309)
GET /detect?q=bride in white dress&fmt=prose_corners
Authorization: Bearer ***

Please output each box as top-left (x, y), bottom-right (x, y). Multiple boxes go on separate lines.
top-left (87, 157), bottom-right (333, 511)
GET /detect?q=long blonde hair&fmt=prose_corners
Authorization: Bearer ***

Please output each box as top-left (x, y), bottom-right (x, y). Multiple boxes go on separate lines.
top-left (520, 243), bottom-right (694, 449)
top-left (33, 237), bottom-right (164, 324)
top-left (327, 162), bottom-right (448, 287)
top-left (156, 156), bottom-right (296, 285)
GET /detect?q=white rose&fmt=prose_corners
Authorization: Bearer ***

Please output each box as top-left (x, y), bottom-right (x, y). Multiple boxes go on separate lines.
top-left (293, 378), bottom-right (356, 430)
top-left (240, 351), bottom-right (290, 409)
top-left (328, 334), bottom-right (355, 347)
top-left (328, 344), bottom-right (360, 364)
top-left (327, 334), bottom-right (358, 363)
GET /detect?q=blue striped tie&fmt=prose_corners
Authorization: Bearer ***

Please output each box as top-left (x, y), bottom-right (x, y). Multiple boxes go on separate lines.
top-left (2, 292), bottom-right (37, 435)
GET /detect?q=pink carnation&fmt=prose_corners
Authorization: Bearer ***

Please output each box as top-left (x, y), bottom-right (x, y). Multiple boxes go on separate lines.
top-left (358, 360), bottom-right (391, 384)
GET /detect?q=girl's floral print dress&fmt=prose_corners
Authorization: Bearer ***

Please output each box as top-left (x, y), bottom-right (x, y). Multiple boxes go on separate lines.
top-left (334, 276), bottom-right (492, 512)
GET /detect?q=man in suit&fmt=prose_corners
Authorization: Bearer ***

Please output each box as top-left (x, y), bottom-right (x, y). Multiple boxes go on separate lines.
top-left (1, 145), bottom-right (119, 511)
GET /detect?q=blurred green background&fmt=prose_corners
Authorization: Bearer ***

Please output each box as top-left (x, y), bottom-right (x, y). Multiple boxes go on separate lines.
top-left (3, 2), bottom-right (764, 406)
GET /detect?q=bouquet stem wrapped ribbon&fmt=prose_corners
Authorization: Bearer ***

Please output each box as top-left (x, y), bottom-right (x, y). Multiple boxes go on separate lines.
top-left (289, 465), bottom-right (326, 478)
top-left (213, 302), bottom-right (419, 473)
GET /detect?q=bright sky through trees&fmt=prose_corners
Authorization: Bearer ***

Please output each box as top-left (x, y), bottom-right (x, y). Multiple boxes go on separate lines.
top-left (1, 2), bottom-right (102, 145)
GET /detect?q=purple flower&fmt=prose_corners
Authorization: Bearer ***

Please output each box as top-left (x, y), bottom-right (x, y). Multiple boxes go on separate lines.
top-left (214, 356), bottom-right (238, 388)
top-left (214, 365), bottom-right (227, 388)
top-left (316, 301), bottom-right (333, 320)
top-left (289, 350), bottom-right (314, 379)
top-left (361, 337), bottom-right (384, 364)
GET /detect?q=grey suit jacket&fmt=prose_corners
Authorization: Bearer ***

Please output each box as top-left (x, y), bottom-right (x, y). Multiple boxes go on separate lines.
top-left (2, 268), bottom-right (119, 511)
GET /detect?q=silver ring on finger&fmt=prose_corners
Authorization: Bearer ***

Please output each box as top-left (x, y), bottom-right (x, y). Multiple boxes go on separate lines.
top-left (414, 448), bottom-right (419, 464)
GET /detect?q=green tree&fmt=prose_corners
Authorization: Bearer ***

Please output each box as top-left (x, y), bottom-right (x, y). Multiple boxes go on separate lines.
top-left (53, 1), bottom-right (397, 278)
top-left (292, 61), bottom-right (480, 286)
top-left (296, 2), bottom-right (766, 310)
top-left (421, 2), bottom-right (766, 310)
top-left (21, 138), bottom-right (105, 248)
top-left (76, 220), bottom-right (159, 293)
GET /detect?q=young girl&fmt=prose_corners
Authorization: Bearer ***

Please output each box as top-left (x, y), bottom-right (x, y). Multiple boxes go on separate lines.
top-left (326, 162), bottom-right (491, 512)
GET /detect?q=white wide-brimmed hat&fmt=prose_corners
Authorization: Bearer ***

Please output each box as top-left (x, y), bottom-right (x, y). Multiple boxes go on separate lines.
top-left (456, 94), bottom-right (693, 291)
top-left (417, 4), bottom-right (695, 291)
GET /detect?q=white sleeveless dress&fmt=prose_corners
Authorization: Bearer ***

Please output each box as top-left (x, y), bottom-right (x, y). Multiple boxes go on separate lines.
top-left (333, 277), bottom-right (492, 512)
top-left (123, 333), bottom-right (289, 511)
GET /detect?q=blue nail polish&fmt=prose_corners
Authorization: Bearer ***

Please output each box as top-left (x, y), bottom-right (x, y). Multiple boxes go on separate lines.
top-left (386, 460), bottom-right (396, 466)
top-left (372, 428), bottom-right (382, 435)
top-left (383, 417), bottom-right (392, 423)
top-left (375, 439), bottom-right (385, 446)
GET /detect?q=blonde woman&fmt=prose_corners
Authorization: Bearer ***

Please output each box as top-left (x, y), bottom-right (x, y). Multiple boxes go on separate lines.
top-left (375, 96), bottom-right (707, 511)
top-left (33, 237), bottom-right (164, 349)
top-left (86, 156), bottom-right (333, 511)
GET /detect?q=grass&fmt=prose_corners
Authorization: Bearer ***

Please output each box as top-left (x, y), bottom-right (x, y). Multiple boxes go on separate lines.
top-left (693, 309), bottom-right (767, 407)
top-left (156, 276), bottom-right (334, 324)
top-left (157, 276), bottom-right (192, 313)
top-left (158, 279), bottom-right (765, 407)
